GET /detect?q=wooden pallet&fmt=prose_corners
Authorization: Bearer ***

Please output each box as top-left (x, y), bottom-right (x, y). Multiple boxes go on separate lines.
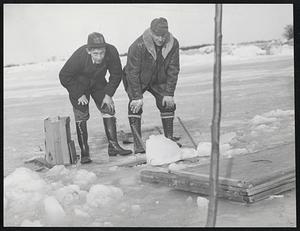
top-left (140, 143), bottom-right (295, 203)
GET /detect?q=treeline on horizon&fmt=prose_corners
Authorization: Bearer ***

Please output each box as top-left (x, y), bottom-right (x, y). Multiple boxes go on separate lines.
top-left (3, 39), bottom-right (289, 68)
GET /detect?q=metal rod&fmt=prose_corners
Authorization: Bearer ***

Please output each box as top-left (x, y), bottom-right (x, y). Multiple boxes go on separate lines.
top-left (177, 116), bottom-right (198, 149)
top-left (206, 4), bottom-right (223, 227)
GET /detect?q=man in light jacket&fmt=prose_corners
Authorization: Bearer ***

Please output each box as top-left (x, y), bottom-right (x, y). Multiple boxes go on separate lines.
top-left (123, 17), bottom-right (180, 154)
top-left (60, 32), bottom-right (132, 164)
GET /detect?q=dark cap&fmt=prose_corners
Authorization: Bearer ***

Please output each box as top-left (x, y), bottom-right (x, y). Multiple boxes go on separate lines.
top-left (150, 17), bottom-right (169, 36)
top-left (87, 32), bottom-right (106, 49)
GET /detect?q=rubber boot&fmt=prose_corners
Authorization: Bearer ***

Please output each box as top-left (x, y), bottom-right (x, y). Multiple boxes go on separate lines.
top-left (103, 117), bottom-right (133, 156)
top-left (161, 117), bottom-right (182, 147)
top-left (129, 117), bottom-right (146, 154)
top-left (75, 121), bottom-right (92, 164)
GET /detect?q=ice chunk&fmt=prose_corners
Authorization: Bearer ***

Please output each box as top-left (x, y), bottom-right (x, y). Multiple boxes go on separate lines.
top-left (54, 184), bottom-right (81, 206)
top-left (197, 196), bottom-right (209, 209)
top-left (4, 167), bottom-right (48, 193)
top-left (4, 167), bottom-right (48, 214)
top-left (181, 148), bottom-right (198, 159)
top-left (74, 208), bottom-right (90, 218)
top-left (146, 135), bottom-right (182, 165)
top-left (168, 163), bottom-right (186, 171)
top-left (46, 165), bottom-right (70, 176)
top-left (197, 142), bottom-right (211, 156)
top-left (197, 142), bottom-right (231, 156)
top-left (86, 184), bottom-right (123, 208)
top-left (44, 196), bottom-right (66, 225)
top-left (20, 219), bottom-right (42, 227)
top-left (250, 115), bottom-right (277, 125)
top-left (72, 169), bottom-right (97, 189)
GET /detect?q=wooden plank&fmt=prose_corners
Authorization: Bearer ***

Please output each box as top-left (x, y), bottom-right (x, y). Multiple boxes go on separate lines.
top-left (246, 181), bottom-right (295, 203)
top-left (44, 118), bottom-right (57, 165)
top-left (245, 174), bottom-right (295, 196)
top-left (173, 143), bottom-right (295, 188)
top-left (140, 169), bottom-right (246, 203)
top-left (58, 117), bottom-right (71, 164)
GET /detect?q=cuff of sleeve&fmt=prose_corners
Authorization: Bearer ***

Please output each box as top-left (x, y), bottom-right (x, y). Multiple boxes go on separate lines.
top-left (104, 86), bottom-right (115, 97)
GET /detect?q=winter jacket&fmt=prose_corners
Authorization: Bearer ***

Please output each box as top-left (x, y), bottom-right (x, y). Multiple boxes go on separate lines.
top-left (123, 29), bottom-right (180, 100)
top-left (59, 44), bottom-right (122, 99)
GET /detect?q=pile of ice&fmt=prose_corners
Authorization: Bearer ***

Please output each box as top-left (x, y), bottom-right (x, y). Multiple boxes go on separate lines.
top-left (249, 109), bottom-right (294, 137)
top-left (4, 165), bottom-right (124, 226)
top-left (145, 133), bottom-right (246, 166)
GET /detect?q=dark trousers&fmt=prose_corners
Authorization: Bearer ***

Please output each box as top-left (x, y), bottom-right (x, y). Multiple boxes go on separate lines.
top-left (128, 86), bottom-right (176, 117)
top-left (69, 87), bottom-right (115, 122)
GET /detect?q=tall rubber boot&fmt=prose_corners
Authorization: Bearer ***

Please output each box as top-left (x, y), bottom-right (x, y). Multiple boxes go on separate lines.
top-left (75, 121), bottom-right (92, 164)
top-left (161, 117), bottom-right (182, 147)
top-left (129, 116), bottom-right (146, 154)
top-left (103, 117), bottom-right (132, 156)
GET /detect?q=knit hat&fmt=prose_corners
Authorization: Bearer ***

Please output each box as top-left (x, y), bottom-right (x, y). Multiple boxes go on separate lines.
top-left (87, 32), bottom-right (106, 49)
top-left (150, 17), bottom-right (169, 36)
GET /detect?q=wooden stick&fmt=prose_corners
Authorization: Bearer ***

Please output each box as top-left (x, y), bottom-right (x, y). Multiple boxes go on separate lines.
top-left (131, 125), bottom-right (146, 151)
top-left (177, 116), bottom-right (198, 149)
top-left (206, 4), bottom-right (223, 227)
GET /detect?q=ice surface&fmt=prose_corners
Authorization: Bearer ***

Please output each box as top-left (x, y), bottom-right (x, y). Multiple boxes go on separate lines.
top-left (20, 219), bottom-right (42, 227)
top-left (43, 196), bottom-right (66, 225)
top-left (86, 184), bottom-right (123, 208)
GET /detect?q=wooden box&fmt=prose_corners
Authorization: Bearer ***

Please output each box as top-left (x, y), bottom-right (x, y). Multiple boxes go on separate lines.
top-left (44, 116), bottom-right (77, 165)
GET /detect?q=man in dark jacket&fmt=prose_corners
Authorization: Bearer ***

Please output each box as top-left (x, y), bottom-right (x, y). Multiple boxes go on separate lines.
top-left (60, 32), bottom-right (132, 164)
top-left (123, 17), bottom-right (180, 154)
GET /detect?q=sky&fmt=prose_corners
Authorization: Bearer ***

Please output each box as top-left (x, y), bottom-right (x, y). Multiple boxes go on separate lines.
top-left (4, 4), bottom-right (293, 65)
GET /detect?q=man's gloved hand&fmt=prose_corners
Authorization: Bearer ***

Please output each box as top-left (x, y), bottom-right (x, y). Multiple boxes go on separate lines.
top-left (130, 99), bottom-right (143, 114)
top-left (162, 96), bottom-right (175, 109)
top-left (101, 94), bottom-right (115, 114)
top-left (78, 94), bottom-right (89, 105)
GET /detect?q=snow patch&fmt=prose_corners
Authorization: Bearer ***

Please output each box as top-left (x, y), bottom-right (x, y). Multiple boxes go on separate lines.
top-left (86, 184), bottom-right (123, 208)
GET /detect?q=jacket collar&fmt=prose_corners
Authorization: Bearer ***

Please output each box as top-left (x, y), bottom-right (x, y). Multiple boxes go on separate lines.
top-left (142, 28), bottom-right (174, 60)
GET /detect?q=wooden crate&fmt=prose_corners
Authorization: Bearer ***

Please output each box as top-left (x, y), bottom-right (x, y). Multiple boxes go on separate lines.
top-left (44, 116), bottom-right (77, 165)
top-left (140, 143), bottom-right (295, 203)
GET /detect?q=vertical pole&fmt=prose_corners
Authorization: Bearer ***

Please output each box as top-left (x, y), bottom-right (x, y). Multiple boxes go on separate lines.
top-left (206, 4), bottom-right (223, 227)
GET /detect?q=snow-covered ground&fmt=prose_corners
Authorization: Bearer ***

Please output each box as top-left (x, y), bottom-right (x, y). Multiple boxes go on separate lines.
top-left (4, 44), bottom-right (295, 227)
